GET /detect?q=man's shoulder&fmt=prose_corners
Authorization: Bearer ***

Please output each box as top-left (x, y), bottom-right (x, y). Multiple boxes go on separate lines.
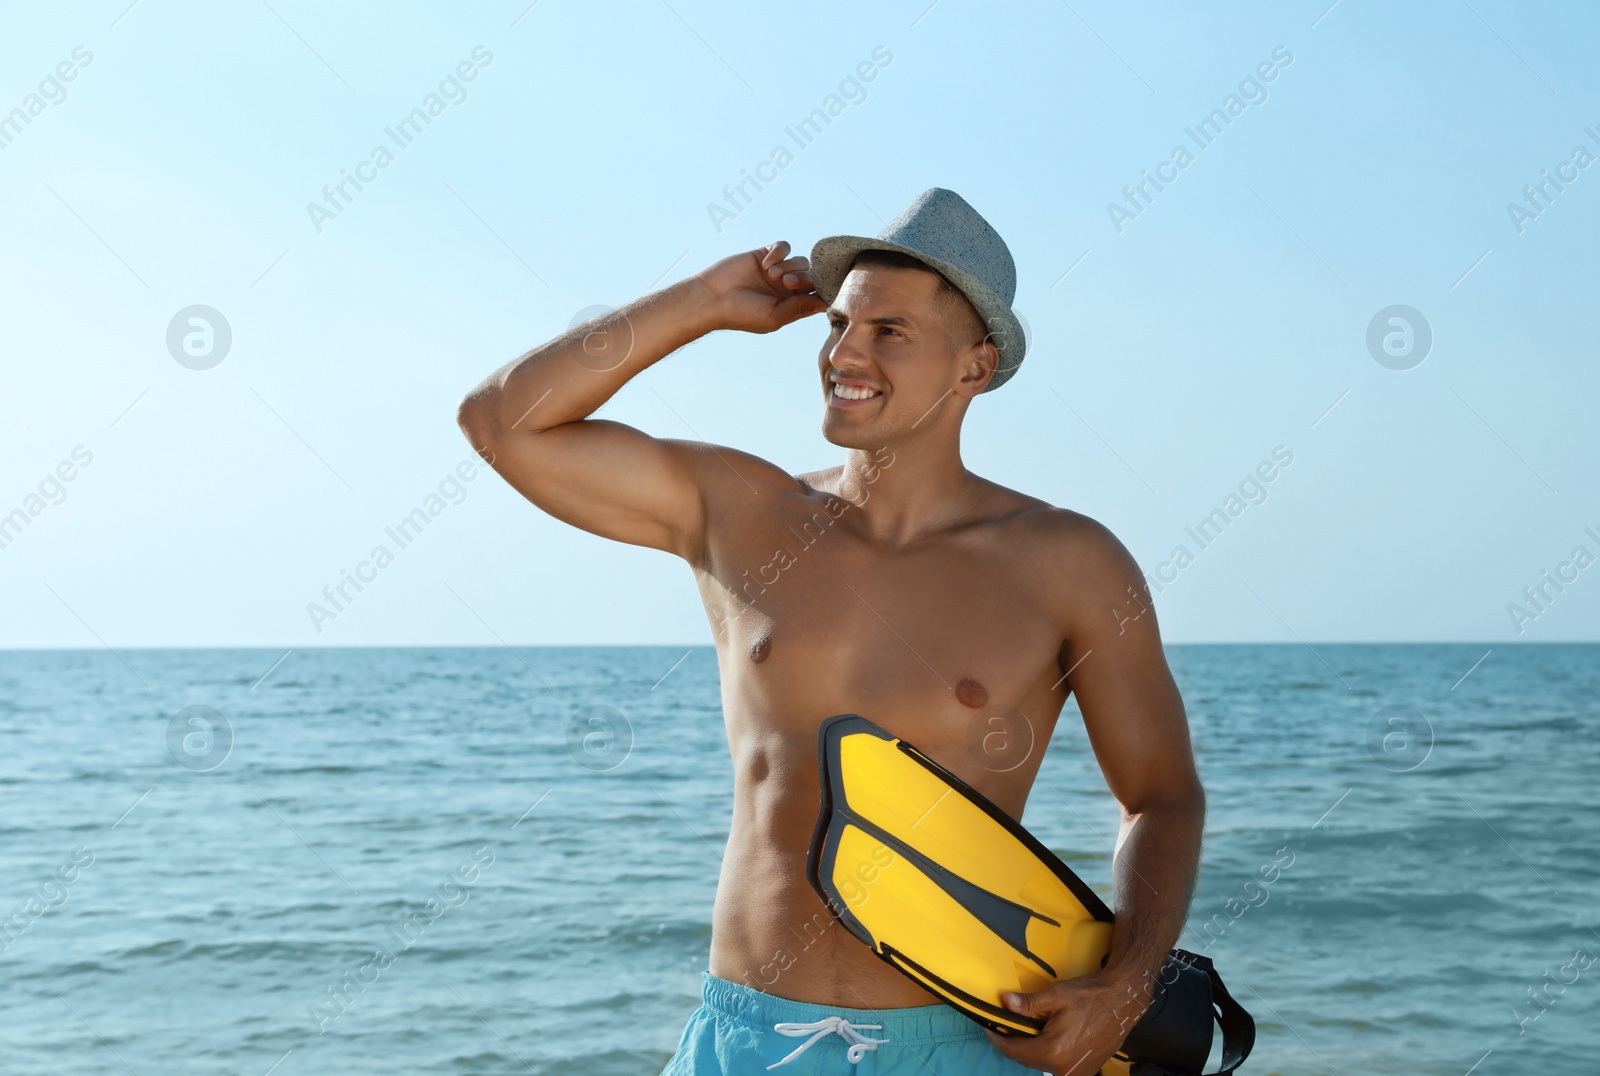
top-left (983, 492), bottom-right (1140, 586)
top-left (665, 438), bottom-right (808, 498)
top-left (968, 478), bottom-right (1117, 545)
top-left (1009, 501), bottom-right (1117, 544)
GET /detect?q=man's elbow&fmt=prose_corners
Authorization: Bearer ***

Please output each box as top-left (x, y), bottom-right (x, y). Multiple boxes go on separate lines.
top-left (1184, 779), bottom-right (1206, 823)
top-left (1170, 776), bottom-right (1205, 819)
top-left (456, 386), bottom-right (501, 449)
top-left (1125, 777), bottom-right (1205, 823)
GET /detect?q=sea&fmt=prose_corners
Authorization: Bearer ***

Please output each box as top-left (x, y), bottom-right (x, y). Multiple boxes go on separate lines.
top-left (1, 644), bottom-right (1596, 1075)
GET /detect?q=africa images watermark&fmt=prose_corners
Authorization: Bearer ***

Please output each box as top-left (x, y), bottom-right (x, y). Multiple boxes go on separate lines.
top-left (0, 846), bottom-right (95, 952)
top-left (1505, 522), bottom-right (1600, 635)
top-left (708, 446), bottom-right (895, 639)
top-left (1107, 45), bottom-right (1293, 234)
top-left (1107, 843), bottom-right (1295, 1036)
top-left (1112, 445), bottom-right (1295, 632)
top-left (566, 704), bottom-right (634, 773)
top-left (1367, 704), bottom-right (1433, 772)
top-left (167, 305), bottom-right (233, 371)
top-left (1512, 944), bottom-right (1595, 1035)
top-left (1505, 124), bottom-right (1600, 235)
top-left (305, 455), bottom-right (493, 633)
top-left (740, 841), bottom-right (899, 994)
top-left (1189, 845), bottom-right (1296, 953)
top-left (738, 909), bottom-right (838, 995)
top-left (0, 45), bottom-right (92, 151)
top-left (706, 45), bottom-right (894, 234)
top-left (306, 46), bottom-right (494, 233)
top-left (308, 846), bottom-right (495, 1034)
top-left (0, 445), bottom-right (95, 553)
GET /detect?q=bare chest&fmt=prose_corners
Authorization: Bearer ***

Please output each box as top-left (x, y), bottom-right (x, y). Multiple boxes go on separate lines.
top-left (695, 496), bottom-right (1068, 754)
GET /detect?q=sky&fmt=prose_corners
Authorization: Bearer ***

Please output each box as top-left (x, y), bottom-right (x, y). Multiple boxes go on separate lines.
top-left (1, 0), bottom-right (1597, 648)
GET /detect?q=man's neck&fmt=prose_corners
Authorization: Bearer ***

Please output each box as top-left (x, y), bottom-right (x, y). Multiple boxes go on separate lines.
top-left (838, 437), bottom-right (980, 547)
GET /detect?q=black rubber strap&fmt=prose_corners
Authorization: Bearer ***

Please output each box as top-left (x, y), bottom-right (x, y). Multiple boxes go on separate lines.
top-left (1172, 950), bottom-right (1255, 1076)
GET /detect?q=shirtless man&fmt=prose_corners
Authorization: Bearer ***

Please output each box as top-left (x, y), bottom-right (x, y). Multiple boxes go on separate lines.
top-left (456, 189), bottom-right (1205, 1075)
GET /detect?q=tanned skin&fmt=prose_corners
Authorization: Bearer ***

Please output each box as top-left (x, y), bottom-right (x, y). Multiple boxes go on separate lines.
top-left (457, 241), bottom-right (1205, 1075)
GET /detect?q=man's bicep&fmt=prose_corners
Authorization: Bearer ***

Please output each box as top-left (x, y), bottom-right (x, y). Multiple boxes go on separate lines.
top-left (473, 419), bottom-right (708, 559)
top-left (1059, 529), bottom-right (1201, 813)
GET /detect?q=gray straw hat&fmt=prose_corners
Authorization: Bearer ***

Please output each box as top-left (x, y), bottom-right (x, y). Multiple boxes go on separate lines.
top-left (809, 188), bottom-right (1026, 392)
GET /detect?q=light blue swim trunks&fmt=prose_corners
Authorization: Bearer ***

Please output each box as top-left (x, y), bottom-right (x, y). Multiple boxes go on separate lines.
top-left (661, 972), bottom-right (1044, 1074)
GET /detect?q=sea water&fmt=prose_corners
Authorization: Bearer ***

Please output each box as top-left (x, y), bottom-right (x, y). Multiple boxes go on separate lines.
top-left (0, 644), bottom-right (1595, 1074)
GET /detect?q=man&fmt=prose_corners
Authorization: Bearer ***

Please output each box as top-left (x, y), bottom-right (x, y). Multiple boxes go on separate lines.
top-left (457, 189), bottom-right (1205, 1075)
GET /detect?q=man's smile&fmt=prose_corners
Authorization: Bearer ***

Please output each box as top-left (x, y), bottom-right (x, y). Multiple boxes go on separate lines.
top-left (828, 376), bottom-right (884, 407)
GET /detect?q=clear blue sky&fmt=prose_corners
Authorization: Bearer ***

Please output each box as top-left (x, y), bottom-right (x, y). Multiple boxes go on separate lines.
top-left (2, 0), bottom-right (1596, 647)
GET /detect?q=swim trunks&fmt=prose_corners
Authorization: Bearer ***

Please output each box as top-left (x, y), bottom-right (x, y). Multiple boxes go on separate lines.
top-left (661, 972), bottom-right (1044, 1074)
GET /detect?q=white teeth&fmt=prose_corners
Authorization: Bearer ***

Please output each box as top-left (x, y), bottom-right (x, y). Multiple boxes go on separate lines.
top-left (832, 383), bottom-right (881, 400)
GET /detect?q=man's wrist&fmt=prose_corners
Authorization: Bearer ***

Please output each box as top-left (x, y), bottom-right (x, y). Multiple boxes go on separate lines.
top-left (673, 272), bottom-right (733, 335)
top-left (1096, 954), bottom-right (1166, 1013)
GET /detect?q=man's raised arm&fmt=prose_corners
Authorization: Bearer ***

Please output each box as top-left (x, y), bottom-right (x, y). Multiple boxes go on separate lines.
top-left (456, 241), bottom-right (825, 561)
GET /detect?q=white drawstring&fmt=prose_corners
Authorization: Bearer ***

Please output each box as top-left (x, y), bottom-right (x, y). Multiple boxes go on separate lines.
top-left (765, 1015), bottom-right (891, 1068)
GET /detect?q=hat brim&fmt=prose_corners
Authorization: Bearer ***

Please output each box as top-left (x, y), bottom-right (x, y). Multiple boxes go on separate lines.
top-left (809, 234), bottom-right (1026, 392)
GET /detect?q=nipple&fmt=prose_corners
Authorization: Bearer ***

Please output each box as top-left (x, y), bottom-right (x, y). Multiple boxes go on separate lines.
top-left (749, 634), bottom-right (773, 664)
top-left (954, 677), bottom-right (989, 709)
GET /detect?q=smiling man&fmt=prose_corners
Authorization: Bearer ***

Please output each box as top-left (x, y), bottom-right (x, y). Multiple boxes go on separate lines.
top-left (457, 189), bottom-right (1206, 1075)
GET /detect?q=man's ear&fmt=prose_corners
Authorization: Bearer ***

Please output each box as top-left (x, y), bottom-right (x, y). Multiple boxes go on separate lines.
top-left (956, 339), bottom-right (999, 397)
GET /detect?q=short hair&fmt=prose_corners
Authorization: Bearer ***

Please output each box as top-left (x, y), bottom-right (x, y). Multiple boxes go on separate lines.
top-left (847, 249), bottom-right (986, 351)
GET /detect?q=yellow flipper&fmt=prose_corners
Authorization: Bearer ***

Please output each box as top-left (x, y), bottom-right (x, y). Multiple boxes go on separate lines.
top-left (806, 715), bottom-right (1255, 1075)
top-left (807, 714), bottom-right (1114, 1035)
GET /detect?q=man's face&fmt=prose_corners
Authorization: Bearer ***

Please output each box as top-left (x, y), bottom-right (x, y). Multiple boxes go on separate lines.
top-left (818, 265), bottom-right (989, 448)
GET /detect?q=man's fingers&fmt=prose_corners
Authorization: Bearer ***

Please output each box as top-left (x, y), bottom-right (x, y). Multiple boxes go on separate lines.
top-left (983, 1029), bottom-right (1051, 1069)
top-left (985, 1029), bottom-right (1100, 1076)
top-left (766, 256), bottom-right (811, 281)
top-left (771, 292), bottom-right (826, 324)
top-left (764, 255), bottom-right (815, 297)
top-left (1001, 990), bottom-right (1045, 1018)
top-left (760, 241), bottom-right (791, 270)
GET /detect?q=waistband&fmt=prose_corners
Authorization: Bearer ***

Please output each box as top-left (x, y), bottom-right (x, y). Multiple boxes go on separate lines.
top-left (699, 972), bottom-right (986, 1044)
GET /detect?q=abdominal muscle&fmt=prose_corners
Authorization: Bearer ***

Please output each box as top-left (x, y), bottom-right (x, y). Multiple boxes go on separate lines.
top-left (705, 735), bottom-right (940, 1009)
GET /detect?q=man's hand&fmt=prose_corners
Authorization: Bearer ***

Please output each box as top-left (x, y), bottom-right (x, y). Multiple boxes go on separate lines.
top-left (984, 971), bottom-right (1146, 1076)
top-left (694, 240), bottom-right (827, 334)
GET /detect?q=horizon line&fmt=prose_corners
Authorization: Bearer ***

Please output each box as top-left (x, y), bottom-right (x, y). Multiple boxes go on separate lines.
top-left (0, 640), bottom-right (1595, 653)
